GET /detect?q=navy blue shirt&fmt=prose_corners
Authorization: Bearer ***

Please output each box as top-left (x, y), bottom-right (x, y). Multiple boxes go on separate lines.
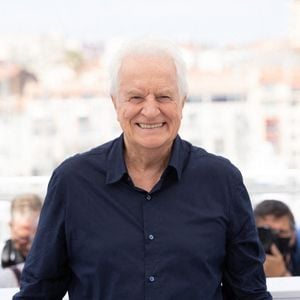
top-left (14, 135), bottom-right (271, 300)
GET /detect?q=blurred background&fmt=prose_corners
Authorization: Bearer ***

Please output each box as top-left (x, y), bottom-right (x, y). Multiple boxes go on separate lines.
top-left (0, 0), bottom-right (300, 240)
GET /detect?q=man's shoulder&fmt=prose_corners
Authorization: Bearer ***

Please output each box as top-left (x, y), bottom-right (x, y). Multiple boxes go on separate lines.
top-left (187, 142), bottom-right (241, 178)
top-left (189, 143), bottom-right (233, 167)
top-left (54, 138), bottom-right (119, 177)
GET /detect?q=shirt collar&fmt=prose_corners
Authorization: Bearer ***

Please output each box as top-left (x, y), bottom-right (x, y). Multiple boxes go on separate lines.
top-left (106, 134), bottom-right (127, 184)
top-left (167, 135), bottom-right (187, 180)
top-left (106, 134), bottom-right (188, 184)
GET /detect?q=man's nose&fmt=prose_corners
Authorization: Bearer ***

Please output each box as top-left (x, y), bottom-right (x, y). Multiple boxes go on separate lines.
top-left (141, 97), bottom-right (160, 118)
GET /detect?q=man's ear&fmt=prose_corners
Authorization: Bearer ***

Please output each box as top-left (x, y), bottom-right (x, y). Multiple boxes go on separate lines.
top-left (182, 96), bottom-right (187, 108)
top-left (291, 231), bottom-right (297, 246)
top-left (9, 221), bottom-right (14, 234)
top-left (111, 96), bottom-right (120, 122)
top-left (181, 96), bottom-right (187, 108)
top-left (111, 95), bottom-right (118, 110)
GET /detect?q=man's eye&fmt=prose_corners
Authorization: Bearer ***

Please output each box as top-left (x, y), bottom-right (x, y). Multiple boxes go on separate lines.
top-left (130, 96), bottom-right (143, 101)
top-left (158, 96), bottom-right (171, 101)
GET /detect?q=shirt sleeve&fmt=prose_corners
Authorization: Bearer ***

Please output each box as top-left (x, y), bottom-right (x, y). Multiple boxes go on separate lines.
top-left (222, 169), bottom-right (272, 300)
top-left (13, 169), bottom-right (71, 300)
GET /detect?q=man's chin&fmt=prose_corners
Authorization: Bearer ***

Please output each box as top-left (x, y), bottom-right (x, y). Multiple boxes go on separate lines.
top-left (137, 142), bottom-right (169, 151)
top-left (135, 136), bottom-right (172, 149)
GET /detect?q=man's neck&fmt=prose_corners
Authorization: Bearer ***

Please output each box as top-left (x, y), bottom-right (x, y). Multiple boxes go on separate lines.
top-left (124, 143), bottom-right (172, 192)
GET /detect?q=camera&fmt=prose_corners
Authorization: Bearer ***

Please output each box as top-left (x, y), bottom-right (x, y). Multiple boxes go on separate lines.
top-left (257, 226), bottom-right (275, 254)
top-left (257, 226), bottom-right (292, 256)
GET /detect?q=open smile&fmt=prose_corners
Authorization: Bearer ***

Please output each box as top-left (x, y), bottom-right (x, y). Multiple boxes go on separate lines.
top-left (137, 122), bottom-right (165, 129)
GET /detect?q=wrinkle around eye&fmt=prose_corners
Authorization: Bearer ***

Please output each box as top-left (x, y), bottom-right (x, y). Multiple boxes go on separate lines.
top-left (157, 95), bottom-right (172, 101)
top-left (129, 96), bottom-right (144, 103)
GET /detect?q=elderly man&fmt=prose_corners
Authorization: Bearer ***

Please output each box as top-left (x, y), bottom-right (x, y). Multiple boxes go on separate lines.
top-left (13, 39), bottom-right (271, 299)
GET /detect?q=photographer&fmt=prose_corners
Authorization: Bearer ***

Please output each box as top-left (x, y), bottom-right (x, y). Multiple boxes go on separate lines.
top-left (0, 194), bottom-right (42, 287)
top-left (1, 194), bottom-right (42, 269)
top-left (254, 199), bottom-right (300, 277)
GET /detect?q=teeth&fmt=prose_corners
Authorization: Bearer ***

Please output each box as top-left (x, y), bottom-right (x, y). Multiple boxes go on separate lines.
top-left (138, 123), bottom-right (164, 129)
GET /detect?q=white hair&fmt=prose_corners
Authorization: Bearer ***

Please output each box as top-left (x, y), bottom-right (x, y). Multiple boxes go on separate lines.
top-left (109, 38), bottom-right (188, 97)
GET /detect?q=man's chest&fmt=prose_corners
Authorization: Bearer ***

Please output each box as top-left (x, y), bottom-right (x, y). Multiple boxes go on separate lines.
top-left (66, 182), bottom-right (229, 269)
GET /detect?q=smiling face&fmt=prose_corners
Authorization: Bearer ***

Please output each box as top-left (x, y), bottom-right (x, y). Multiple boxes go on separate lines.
top-left (112, 55), bottom-right (185, 153)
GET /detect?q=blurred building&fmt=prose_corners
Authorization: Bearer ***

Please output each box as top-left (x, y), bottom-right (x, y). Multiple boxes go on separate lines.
top-left (0, 36), bottom-right (300, 176)
top-left (180, 39), bottom-right (300, 171)
top-left (0, 62), bottom-right (37, 99)
top-left (0, 2), bottom-right (300, 180)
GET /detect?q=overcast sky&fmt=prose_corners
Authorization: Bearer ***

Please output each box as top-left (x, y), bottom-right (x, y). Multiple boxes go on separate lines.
top-left (0, 0), bottom-right (293, 45)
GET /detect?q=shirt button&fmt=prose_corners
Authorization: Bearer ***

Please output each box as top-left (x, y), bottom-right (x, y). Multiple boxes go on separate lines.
top-left (146, 194), bottom-right (151, 201)
top-left (148, 234), bottom-right (154, 240)
top-left (149, 276), bottom-right (155, 282)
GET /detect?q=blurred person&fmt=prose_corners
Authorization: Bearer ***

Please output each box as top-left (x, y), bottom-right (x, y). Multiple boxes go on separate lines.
top-left (1, 193), bottom-right (42, 269)
top-left (254, 199), bottom-right (300, 277)
top-left (13, 39), bottom-right (271, 299)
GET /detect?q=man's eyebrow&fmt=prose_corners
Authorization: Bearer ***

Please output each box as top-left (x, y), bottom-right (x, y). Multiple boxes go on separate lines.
top-left (125, 90), bottom-right (144, 96)
top-left (156, 89), bottom-right (173, 94)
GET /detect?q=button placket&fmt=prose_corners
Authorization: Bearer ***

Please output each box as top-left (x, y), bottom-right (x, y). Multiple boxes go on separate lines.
top-left (143, 191), bottom-right (160, 294)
